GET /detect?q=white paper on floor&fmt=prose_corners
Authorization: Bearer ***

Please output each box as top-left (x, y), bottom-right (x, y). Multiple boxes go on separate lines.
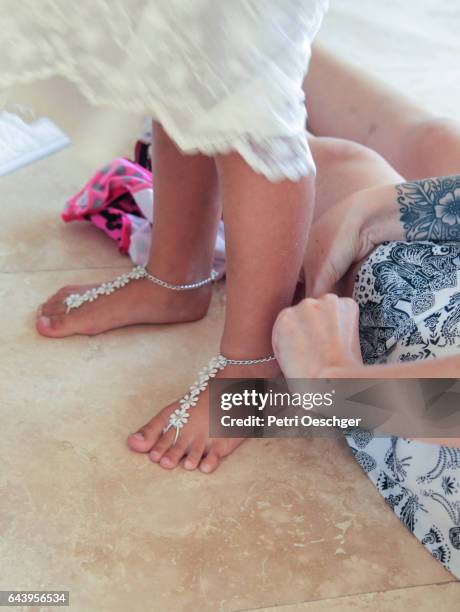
top-left (0, 112), bottom-right (70, 178)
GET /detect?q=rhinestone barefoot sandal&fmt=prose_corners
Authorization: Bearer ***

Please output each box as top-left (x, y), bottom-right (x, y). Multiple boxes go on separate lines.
top-left (63, 265), bottom-right (275, 443)
top-left (163, 352), bottom-right (276, 443)
top-left (64, 265), bottom-right (219, 313)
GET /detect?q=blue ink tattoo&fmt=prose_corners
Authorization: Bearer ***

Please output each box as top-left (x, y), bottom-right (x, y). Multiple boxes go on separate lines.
top-left (397, 175), bottom-right (460, 241)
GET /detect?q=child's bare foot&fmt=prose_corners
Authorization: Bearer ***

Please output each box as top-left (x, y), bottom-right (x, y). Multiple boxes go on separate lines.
top-left (36, 276), bottom-right (212, 337)
top-left (127, 359), bottom-right (280, 474)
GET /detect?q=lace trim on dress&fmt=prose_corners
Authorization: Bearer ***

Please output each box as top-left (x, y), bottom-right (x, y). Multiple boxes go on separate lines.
top-left (0, 0), bottom-right (325, 181)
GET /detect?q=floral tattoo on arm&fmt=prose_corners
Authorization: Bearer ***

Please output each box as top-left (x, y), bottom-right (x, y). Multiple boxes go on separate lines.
top-left (397, 174), bottom-right (460, 241)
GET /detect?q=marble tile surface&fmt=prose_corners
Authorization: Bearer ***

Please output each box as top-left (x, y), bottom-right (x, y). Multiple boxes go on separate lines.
top-left (0, 150), bottom-right (129, 273)
top-left (0, 269), bottom-right (452, 611)
top-left (263, 582), bottom-right (460, 612)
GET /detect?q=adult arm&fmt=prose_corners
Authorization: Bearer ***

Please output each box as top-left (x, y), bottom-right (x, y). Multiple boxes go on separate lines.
top-left (272, 295), bottom-right (460, 447)
top-left (306, 173), bottom-right (460, 296)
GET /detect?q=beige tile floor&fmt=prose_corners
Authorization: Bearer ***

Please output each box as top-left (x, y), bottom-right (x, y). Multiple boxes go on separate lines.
top-left (2, 2), bottom-right (460, 611)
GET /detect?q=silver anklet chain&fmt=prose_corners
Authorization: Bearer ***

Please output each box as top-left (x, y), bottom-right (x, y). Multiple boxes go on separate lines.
top-left (64, 265), bottom-right (218, 313)
top-left (163, 353), bottom-right (276, 444)
top-left (143, 267), bottom-right (219, 291)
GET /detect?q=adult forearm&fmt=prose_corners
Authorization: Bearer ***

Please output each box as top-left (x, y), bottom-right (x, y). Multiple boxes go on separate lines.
top-left (363, 173), bottom-right (460, 246)
top-left (323, 354), bottom-right (460, 378)
top-left (323, 356), bottom-right (460, 448)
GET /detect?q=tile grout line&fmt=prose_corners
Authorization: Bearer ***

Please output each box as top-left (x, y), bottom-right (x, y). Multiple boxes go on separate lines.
top-left (237, 578), bottom-right (459, 612)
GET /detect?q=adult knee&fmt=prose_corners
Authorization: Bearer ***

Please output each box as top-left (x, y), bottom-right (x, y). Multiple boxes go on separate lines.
top-left (410, 117), bottom-right (460, 148)
top-left (311, 137), bottom-right (392, 187)
top-left (312, 137), bottom-right (383, 170)
top-left (402, 117), bottom-right (460, 177)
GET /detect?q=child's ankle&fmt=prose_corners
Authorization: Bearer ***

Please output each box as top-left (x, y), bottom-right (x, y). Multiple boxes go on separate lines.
top-left (219, 338), bottom-right (276, 361)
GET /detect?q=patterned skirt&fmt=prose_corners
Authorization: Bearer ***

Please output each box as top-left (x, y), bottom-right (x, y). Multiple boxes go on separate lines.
top-left (348, 241), bottom-right (460, 577)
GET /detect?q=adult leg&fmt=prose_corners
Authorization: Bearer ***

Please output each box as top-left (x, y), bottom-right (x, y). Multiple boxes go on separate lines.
top-left (308, 136), bottom-right (402, 220)
top-left (37, 123), bottom-right (221, 337)
top-left (305, 44), bottom-right (460, 179)
top-left (128, 153), bottom-right (314, 473)
top-left (305, 135), bottom-right (403, 296)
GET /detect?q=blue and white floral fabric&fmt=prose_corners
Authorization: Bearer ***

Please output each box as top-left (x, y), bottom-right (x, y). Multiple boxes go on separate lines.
top-left (348, 240), bottom-right (460, 577)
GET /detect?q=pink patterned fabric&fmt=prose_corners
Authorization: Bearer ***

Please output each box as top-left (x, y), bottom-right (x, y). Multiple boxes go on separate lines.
top-left (62, 158), bottom-right (152, 253)
top-left (62, 156), bottom-right (227, 279)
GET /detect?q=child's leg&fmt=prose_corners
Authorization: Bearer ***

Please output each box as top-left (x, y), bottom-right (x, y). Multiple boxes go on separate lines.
top-left (305, 44), bottom-right (460, 179)
top-left (218, 153), bottom-right (313, 356)
top-left (36, 124), bottom-right (221, 337)
top-left (127, 154), bottom-right (314, 473)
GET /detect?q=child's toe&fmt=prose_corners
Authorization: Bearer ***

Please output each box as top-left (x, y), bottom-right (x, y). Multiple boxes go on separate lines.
top-left (199, 449), bottom-right (221, 474)
top-left (40, 296), bottom-right (67, 317)
top-left (127, 416), bottom-right (165, 453)
top-left (148, 431), bottom-right (175, 462)
top-left (159, 443), bottom-right (188, 469)
top-left (183, 442), bottom-right (206, 470)
top-left (36, 314), bottom-right (68, 337)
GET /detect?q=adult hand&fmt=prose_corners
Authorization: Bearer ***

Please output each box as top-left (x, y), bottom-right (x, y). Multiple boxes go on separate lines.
top-left (304, 186), bottom-right (404, 296)
top-left (272, 294), bottom-right (362, 378)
